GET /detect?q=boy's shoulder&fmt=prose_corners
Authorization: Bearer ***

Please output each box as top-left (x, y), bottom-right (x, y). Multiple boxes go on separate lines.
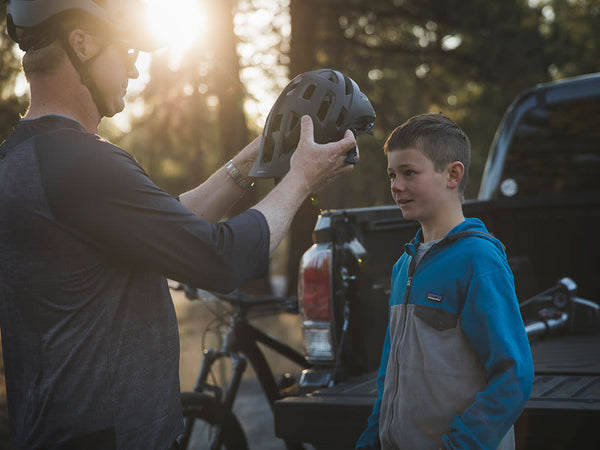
top-left (448, 218), bottom-right (498, 244)
top-left (443, 219), bottom-right (508, 265)
top-left (451, 230), bottom-right (502, 252)
top-left (455, 245), bottom-right (513, 290)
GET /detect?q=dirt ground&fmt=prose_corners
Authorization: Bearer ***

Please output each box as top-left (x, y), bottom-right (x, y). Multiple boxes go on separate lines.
top-left (0, 287), bottom-right (307, 450)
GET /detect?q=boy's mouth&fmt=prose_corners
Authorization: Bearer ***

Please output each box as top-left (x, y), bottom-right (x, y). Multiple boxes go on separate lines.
top-left (397, 199), bottom-right (412, 206)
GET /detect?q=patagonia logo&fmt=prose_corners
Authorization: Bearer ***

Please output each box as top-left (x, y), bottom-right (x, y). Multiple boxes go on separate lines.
top-left (426, 292), bottom-right (443, 303)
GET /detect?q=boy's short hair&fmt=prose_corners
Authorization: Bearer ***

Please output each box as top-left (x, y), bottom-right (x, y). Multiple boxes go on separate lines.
top-left (384, 113), bottom-right (471, 195)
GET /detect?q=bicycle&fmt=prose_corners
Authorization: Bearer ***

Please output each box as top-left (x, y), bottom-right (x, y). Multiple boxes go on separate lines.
top-left (171, 284), bottom-right (313, 450)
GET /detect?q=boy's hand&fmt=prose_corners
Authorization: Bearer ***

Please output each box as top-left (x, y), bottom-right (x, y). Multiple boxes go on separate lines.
top-left (288, 115), bottom-right (358, 193)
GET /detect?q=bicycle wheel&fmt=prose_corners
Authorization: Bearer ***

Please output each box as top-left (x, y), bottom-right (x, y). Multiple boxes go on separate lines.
top-left (179, 392), bottom-right (248, 450)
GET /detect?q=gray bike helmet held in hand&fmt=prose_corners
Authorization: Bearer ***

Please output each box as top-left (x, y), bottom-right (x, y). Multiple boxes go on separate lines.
top-left (250, 69), bottom-right (376, 178)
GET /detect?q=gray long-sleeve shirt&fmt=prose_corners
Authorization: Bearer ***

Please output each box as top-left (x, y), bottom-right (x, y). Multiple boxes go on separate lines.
top-left (0, 115), bottom-right (270, 449)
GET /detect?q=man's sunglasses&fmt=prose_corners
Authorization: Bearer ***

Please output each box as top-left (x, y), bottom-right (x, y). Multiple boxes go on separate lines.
top-left (89, 33), bottom-right (139, 68)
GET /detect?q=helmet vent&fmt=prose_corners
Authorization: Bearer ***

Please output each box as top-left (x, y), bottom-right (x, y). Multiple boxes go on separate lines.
top-left (282, 112), bottom-right (300, 154)
top-left (288, 113), bottom-right (300, 136)
top-left (344, 76), bottom-right (353, 95)
top-left (286, 80), bottom-right (301, 96)
top-left (271, 113), bottom-right (283, 132)
top-left (336, 107), bottom-right (347, 128)
top-left (326, 72), bottom-right (338, 83)
top-left (262, 136), bottom-right (275, 163)
top-left (317, 93), bottom-right (334, 122)
top-left (303, 84), bottom-right (316, 100)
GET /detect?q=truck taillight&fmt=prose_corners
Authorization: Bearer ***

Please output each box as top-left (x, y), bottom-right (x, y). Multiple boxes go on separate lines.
top-left (298, 244), bottom-right (334, 363)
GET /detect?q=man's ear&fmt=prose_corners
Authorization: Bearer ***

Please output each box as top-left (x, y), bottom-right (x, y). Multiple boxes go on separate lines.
top-left (446, 161), bottom-right (465, 190)
top-left (68, 29), bottom-right (98, 62)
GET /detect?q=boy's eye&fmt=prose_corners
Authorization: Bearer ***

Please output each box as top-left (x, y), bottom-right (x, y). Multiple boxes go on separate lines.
top-left (388, 172), bottom-right (396, 181)
top-left (405, 170), bottom-right (416, 176)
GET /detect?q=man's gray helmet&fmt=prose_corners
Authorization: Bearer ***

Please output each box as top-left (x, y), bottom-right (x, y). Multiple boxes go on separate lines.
top-left (250, 69), bottom-right (376, 178)
top-left (6, 0), bottom-right (159, 118)
top-left (6, 0), bottom-right (159, 51)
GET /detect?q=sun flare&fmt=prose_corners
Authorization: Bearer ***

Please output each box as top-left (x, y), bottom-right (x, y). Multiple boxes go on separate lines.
top-left (146, 0), bottom-right (207, 52)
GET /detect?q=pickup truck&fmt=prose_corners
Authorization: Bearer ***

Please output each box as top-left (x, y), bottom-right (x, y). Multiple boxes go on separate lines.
top-left (274, 73), bottom-right (600, 449)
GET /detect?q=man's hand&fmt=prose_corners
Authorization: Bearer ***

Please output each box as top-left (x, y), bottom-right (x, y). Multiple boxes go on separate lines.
top-left (232, 135), bottom-right (261, 179)
top-left (252, 115), bottom-right (358, 255)
top-left (288, 115), bottom-right (358, 194)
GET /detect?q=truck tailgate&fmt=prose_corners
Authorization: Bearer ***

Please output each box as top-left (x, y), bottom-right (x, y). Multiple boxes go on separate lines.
top-left (274, 332), bottom-right (600, 449)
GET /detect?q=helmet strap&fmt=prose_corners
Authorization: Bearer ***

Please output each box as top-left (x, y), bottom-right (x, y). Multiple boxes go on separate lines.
top-left (58, 33), bottom-right (110, 118)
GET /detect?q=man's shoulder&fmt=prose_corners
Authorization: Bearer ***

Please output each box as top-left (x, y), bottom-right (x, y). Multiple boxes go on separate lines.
top-left (36, 126), bottom-right (128, 160)
top-left (33, 126), bottom-right (146, 207)
top-left (33, 126), bottom-right (140, 183)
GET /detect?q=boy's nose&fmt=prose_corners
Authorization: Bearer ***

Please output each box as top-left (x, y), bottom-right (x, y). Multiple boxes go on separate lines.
top-left (392, 178), bottom-right (405, 192)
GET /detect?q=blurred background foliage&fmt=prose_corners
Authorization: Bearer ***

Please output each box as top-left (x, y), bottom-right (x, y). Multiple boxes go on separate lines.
top-left (1, 0), bottom-right (600, 294)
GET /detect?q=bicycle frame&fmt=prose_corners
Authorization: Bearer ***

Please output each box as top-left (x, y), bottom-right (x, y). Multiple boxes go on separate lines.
top-left (192, 314), bottom-right (312, 414)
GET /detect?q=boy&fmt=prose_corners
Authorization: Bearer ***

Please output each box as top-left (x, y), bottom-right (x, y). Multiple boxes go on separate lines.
top-left (355, 113), bottom-right (534, 449)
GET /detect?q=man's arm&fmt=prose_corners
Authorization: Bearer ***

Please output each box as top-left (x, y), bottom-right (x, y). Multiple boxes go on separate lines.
top-left (179, 137), bottom-right (260, 223)
top-left (183, 115), bottom-right (356, 255)
top-left (36, 116), bottom-right (354, 291)
top-left (180, 115), bottom-right (356, 254)
top-left (36, 130), bottom-right (269, 292)
top-left (252, 115), bottom-right (356, 255)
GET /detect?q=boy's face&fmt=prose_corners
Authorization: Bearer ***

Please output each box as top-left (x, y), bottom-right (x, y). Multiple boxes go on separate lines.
top-left (387, 147), bottom-right (452, 225)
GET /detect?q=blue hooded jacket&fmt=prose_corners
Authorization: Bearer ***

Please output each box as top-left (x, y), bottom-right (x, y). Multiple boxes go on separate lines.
top-left (356, 218), bottom-right (534, 449)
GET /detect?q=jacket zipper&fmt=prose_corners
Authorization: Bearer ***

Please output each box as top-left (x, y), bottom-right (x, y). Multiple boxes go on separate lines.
top-left (403, 264), bottom-right (415, 305)
top-left (386, 241), bottom-right (436, 445)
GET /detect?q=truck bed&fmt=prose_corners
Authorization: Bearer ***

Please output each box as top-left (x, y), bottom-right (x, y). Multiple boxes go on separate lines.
top-left (274, 332), bottom-right (600, 449)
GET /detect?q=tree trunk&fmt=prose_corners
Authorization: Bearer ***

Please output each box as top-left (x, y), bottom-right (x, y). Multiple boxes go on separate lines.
top-left (211, 0), bottom-right (256, 214)
top-left (286, 0), bottom-right (319, 297)
top-left (210, 0), bottom-right (269, 293)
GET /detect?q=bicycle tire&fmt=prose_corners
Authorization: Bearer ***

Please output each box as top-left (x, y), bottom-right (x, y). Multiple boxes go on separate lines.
top-left (179, 392), bottom-right (248, 450)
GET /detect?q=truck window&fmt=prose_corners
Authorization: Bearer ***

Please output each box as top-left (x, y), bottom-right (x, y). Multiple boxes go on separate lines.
top-left (498, 97), bottom-right (600, 197)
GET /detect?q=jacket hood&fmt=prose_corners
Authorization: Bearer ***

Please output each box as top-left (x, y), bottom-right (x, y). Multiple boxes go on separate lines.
top-left (408, 218), bottom-right (504, 253)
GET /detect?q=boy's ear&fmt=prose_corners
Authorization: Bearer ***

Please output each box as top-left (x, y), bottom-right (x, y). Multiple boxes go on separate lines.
top-left (446, 161), bottom-right (465, 190)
